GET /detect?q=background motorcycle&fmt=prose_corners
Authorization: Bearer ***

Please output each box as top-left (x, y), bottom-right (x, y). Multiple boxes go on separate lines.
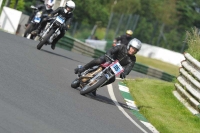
top-left (71, 55), bottom-right (124, 95)
top-left (36, 15), bottom-right (66, 50)
top-left (23, 5), bottom-right (48, 40)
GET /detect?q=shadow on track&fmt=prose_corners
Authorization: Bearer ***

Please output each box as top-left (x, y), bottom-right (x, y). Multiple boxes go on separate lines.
top-left (41, 49), bottom-right (86, 64)
top-left (73, 87), bottom-right (131, 111)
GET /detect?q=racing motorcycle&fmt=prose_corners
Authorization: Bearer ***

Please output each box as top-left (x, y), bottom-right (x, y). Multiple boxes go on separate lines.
top-left (23, 5), bottom-right (48, 39)
top-left (36, 15), bottom-right (65, 50)
top-left (71, 55), bottom-right (124, 95)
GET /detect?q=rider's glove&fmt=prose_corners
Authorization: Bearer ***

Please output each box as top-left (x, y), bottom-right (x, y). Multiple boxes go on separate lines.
top-left (120, 72), bottom-right (126, 79)
top-left (63, 25), bottom-right (70, 31)
top-left (112, 40), bottom-right (117, 47)
top-left (48, 14), bottom-right (52, 17)
top-left (112, 43), bottom-right (116, 47)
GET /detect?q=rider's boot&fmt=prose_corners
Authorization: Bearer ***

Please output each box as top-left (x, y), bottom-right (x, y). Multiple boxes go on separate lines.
top-left (31, 25), bottom-right (41, 35)
top-left (31, 29), bottom-right (39, 35)
top-left (74, 67), bottom-right (85, 74)
top-left (74, 61), bottom-right (95, 75)
top-left (51, 41), bottom-right (56, 50)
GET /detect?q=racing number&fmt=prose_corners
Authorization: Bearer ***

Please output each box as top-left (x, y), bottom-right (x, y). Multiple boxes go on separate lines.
top-left (114, 65), bottom-right (120, 72)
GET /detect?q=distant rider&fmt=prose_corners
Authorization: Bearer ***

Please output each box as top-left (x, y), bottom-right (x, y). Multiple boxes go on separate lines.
top-left (25, 0), bottom-right (55, 26)
top-left (113, 30), bottom-right (133, 46)
top-left (31, 0), bottom-right (75, 50)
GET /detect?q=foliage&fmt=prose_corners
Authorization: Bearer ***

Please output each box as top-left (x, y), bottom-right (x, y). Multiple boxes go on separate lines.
top-left (185, 27), bottom-right (200, 60)
top-left (73, 0), bottom-right (110, 27)
top-left (9, 0), bottom-right (25, 11)
top-left (22, 0), bottom-right (42, 15)
top-left (113, 0), bottom-right (141, 14)
top-left (3, 0), bottom-right (200, 53)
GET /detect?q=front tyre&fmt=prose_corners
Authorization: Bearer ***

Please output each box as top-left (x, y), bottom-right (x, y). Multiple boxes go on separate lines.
top-left (37, 29), bottom-right (54, 50)
top-left (80, 76), bottom-right (107, 95)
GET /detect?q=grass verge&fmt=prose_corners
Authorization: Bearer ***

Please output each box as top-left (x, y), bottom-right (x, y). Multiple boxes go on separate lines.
top-left (124, 78), bottom-right (200, 133)
top-left (136, 55), bottom-right (179, 76)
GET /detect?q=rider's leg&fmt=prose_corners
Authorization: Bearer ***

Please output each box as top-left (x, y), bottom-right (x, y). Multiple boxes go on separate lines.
top-left (25, 12), bottom-right (36, 26)
top-left (31, 19), bottom-right (48, 35)
top-left (51, 29), bottom-right (65, 50)
top-left (74, 56), bottom-right (106, 74)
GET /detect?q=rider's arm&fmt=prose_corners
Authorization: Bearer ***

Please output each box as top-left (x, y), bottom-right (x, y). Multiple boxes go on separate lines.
top-left (65, 16), bottom-right (73, 30)
top-left (113, 35), bottom-right (122, 46)
top-left (36, 4), bottom-right (44, 10)
top-left (123, 55), bottom-right (136, 75)
top-left (114, 35), bottom-right (122, 42)
top-left (106, 45), bottom-right (121, 58)
top-left (49, 7), bottom-right (62, 16)
top-left (123, 61), bottom-right (135, 75)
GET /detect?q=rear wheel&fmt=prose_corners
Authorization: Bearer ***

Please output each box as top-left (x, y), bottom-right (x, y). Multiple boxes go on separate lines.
top-left (80, 76), bottom-right (107, 95)
top-left (37, 29), bottom-right (54, 50)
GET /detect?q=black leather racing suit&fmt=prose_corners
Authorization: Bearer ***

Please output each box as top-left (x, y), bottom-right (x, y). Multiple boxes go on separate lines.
top-left (37, 7), bottom-right (73, 46)
top-left (27, 4), bottom-right (53, 24)
top-left (82, 44), bottom-right (136, 85)
top-left (115, 34), bottom-right (133, 46)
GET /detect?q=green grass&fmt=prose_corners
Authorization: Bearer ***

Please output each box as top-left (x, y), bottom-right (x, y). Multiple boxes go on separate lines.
top-left (185, 27), bottom-right (200, 61)
top-left (136, 55), bottom-right (179, 76)
top-left (124, 78), bottom-right (200, 133)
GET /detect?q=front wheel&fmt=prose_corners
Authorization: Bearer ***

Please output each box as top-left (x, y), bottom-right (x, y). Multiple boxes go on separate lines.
top-left (37, 29), bottom-right (54, 50)
top-left (80, 76), bottom-right (107, 95)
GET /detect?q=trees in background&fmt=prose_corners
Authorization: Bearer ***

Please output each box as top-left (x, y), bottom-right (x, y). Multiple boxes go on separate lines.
top-left (1, 0), bottom-right (200, 52)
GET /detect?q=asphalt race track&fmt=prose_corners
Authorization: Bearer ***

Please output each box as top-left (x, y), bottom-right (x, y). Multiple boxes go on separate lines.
top-left (0, 31), bottom-right (153, 133)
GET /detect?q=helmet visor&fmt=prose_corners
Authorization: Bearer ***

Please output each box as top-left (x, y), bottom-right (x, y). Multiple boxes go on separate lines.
top-left (66, 6), bottom-right (73, 12)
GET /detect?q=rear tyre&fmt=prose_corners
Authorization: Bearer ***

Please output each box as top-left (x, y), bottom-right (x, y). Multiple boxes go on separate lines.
top-left (37, 29), bottom-right (54, 50)
top-left (80, 76), bottom-right (107, 95)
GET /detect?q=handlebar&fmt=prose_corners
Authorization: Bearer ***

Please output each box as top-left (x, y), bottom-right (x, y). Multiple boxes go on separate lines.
top-left (30, 5), bottom-right (38, 10)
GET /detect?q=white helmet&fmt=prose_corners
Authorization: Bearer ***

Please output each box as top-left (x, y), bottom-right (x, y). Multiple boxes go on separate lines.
top-left (64, 0), bottom-right (75, 13)
top-left (46, 0), bottom-right (55, 10)
top-left (127, 38), bottom-right (142, 51)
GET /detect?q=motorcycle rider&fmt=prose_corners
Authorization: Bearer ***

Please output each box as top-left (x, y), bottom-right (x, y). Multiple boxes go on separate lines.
top-left (31, 0), bottom-right (75, 50)
top-left (25, 0), bottom-right (55, 27)
top-left (74, 38), bottom-right (142, 96)
top-left (112, 30), bottom-right (133, 46)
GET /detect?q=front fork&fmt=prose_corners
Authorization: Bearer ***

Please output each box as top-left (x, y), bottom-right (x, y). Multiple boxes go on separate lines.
top-left (88, 67), bottom-right (114, 86)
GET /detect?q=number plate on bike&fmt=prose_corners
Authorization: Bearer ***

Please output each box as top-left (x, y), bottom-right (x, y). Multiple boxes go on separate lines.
top-left (56, 16), bottom-right (65, 24)
top-left (110, 61), bottom-right (124, 76)
top-left (34, 17), bottom-right (41, 23)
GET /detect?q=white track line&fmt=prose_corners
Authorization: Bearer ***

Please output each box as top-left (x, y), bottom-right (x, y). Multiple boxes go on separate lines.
top-left (107, 84), bottom-right (148, 133)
